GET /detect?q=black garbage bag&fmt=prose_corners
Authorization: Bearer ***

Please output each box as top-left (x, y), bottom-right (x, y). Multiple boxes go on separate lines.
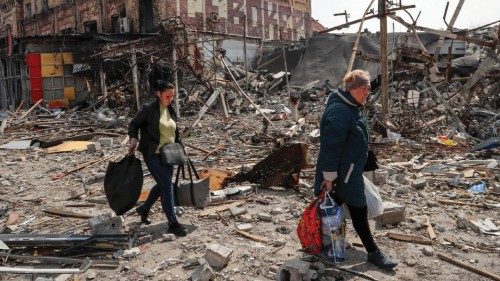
top-left (104, 155), bottom-right (143, 215)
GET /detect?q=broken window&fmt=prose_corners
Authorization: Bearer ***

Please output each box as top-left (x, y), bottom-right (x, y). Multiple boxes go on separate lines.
top-left (252, 7), bottom-right (258, 27)
top-left (111, 15), bottom-right (119, 33)
top-left (139, 0), bottom-right (154, 33)
top-left (25, 3), bottom-right (31, 18)
top-left (42, 0), bottom-right (49, 12)
top-left (83, 21), bottom-right (97, 33)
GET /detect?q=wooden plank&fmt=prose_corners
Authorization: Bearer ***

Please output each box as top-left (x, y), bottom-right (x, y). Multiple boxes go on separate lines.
top-left (424, 215), bottom-right (437, 240)
top-left (199, 200), bottom-right (246, 217)
top-left (437, 253), bottom-right (500, 281)
top-left (346, 0), bottom-right (375, 73)
top-left (20, 99), bottom-right (43, 119)
top-left (235, 229), bottom-right (269, 244)
top-left (387, 232), bottom-right (432, 245)
top-left (438, 199), bottom-right (486, 208)
top-left (43, 208), bottom-right (93, 219)
top-left (52, 155), bottom-right (115, 181)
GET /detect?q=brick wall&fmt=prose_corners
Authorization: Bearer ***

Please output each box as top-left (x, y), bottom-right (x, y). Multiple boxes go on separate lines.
top-left (17, 0), bottom-right (310, 39)
top-left (158, 0), bottom-right (311, 40)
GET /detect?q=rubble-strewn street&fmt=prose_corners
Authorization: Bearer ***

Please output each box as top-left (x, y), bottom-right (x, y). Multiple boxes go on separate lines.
top-left (1, 0), bottom-right (500, 280)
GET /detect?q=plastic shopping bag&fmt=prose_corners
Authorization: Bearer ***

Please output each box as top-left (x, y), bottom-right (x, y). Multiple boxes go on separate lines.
top-left (364, 176), bottom-right (384, 219)
top-left (320, 192), bottom-right (346, 262)
top-left (343, 176), bottom-right (384, 220)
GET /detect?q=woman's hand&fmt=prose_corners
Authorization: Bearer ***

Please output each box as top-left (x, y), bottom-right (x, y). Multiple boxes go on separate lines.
top-left (128, 138), bottom-right (138, 155)
top-left (321, 179), bottom-right (334, 193)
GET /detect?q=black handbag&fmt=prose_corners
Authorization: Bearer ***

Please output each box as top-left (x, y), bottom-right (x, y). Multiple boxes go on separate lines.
top-left (173, 158), bottom-right (210, 208)
top-left (364, 149), bottom-right (379, 171)
top-left (160, 143), bottom-right (187, 166)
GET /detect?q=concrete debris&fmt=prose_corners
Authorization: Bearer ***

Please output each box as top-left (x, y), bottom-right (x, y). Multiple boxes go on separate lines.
top-left (190, 263), bottom-right (215, 281)
top-left (235, 223), bottom-right (253, 231)
top-left (229, 206), bottom-right (247, 217)
top-left (88, 215), bottom-right (123, 235)
top-left (204, 243), bottom-right (234, 268)
top-left (257, 213), bottom-right (272, 222)
top-left (277, 259), bottom-right (316, 281)
top-left (162, 233), bottom-right (176, 242)
top-left (122, 247), bottom-right (141, 258)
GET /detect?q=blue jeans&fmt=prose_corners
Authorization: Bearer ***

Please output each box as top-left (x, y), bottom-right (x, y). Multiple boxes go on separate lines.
top-left (142, 154), bottom-right (177, 223)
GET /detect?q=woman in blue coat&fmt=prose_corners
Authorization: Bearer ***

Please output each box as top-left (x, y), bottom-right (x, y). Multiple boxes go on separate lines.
top-left (314, 70), bottom-right (397, 269)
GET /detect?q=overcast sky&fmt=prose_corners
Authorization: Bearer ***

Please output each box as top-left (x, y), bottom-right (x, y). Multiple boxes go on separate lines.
top-left (311, 0), bottom-right (500, 33)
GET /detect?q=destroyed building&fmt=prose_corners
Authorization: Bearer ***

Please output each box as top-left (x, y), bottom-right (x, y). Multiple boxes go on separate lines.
top-left (0, 0), bottom-right (313, 110)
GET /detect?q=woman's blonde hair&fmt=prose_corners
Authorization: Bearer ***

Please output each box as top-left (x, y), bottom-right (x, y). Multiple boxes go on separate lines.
top-left (343, 70), bottom-right (370, 90)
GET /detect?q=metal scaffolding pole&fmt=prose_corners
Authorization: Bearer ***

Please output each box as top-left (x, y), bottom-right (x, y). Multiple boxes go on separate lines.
top-left (379, 0), bottom-right (389, 120)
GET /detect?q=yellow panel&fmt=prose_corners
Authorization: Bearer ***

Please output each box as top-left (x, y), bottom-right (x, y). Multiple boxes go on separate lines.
top-left (64, 87), bottom-right (76, 100)
top-left (41, 65), bottom-right (64, 77)
top-left (62, 52), bottom-right (74, 64)
top-left (40, 53), bottom-right (54, 65)
top-left (47, 141), bottom-right (94, 154)
top-left (40, 53), bottom-right (63, 65)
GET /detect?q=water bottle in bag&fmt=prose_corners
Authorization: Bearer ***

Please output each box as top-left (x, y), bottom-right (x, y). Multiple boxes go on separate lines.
top-left (327, 220), bottom-right (346, 262)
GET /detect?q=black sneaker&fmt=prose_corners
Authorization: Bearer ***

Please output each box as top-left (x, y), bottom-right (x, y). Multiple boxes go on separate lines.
top-left (367, 250), bottom-right (398, 269)
top-left (168, 221), bottom-right (187, 237)
top-left (136, 206), bottom-right (152, 225)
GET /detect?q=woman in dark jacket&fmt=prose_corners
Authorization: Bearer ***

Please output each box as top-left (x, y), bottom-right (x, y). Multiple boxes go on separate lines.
top-left (128, 80), bottom-right (187, 237)
top-left (314, 70), bottom-right (397, 269)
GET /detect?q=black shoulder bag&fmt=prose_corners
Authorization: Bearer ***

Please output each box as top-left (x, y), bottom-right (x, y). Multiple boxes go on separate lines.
top-left (160, 143), bottom-right (187, 166)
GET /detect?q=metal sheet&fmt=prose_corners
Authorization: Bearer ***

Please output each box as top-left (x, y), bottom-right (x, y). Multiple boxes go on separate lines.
top-left (0, 140), bottom-right (38, 150)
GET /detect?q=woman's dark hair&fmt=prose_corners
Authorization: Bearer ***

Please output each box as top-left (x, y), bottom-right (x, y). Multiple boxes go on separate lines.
top-left (153, 80), bottom-right (174, 93)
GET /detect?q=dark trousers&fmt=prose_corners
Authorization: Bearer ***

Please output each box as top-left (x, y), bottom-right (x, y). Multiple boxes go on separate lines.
top-left (141, 154), bottom-right (177, 223)
top-left (331, 192), bottom-right (379, 253)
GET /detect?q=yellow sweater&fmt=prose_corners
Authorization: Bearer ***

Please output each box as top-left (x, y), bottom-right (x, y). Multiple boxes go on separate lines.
top-left (156, 104), bottom-right (176, 153)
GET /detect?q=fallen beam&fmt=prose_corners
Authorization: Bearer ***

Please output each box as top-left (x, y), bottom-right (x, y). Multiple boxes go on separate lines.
top-left (0, 252), bottom-right (119, 268)
top-left (235, 229), bottom-right (269, 244)
top-left (438, 199), bottom-right (494, 208)
top-left (320, 5), bottom-right (415, 33)
top-left (387, 232), bottom-right (433, 245)
top-left (437, 253), bottom-right (500, 281)
top-left (389, 15), bottom-right (498, 48)
top-left (0, 234), bottom-right (130, 247)
top-left (20, 99), bottom-right (43, 119)
top-left (0, 258), bottom-right (91, 274)
top-left (199, 200), bottom-right (246, 217)
top-left (182, 88), bottom-right (220, 137)
top-left (43, 208), bottom-right (93, 219)
top-left (220, 57), bottom-right (275, 128)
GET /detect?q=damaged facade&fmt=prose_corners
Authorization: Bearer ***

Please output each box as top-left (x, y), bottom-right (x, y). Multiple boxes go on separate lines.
top-left (0, 0), bottom-right (312, 110)
top-left (19, 0), bottom-right (311, 40)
